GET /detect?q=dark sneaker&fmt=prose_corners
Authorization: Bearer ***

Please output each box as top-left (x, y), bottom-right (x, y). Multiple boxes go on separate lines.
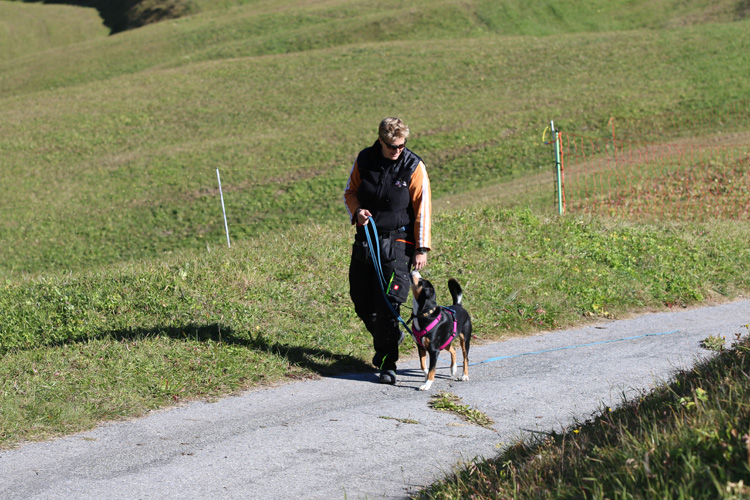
top-left (379, 370), bottom-right (397, 385)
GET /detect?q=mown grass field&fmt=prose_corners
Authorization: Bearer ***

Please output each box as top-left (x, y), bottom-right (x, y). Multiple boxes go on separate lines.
top-left (0, 2), bottom-right (108, 61)
top-left (2, 0), bottom-right (750, 497)
top-left (2, 0), bottom-right (750, 277)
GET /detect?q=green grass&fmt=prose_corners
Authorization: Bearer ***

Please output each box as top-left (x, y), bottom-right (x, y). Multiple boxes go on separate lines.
top-left (0, 2), bottom-right (108, 62)
top-left (2, 0), bottom-right (750, 496)
top-left (2, 207), bottom-right (750, 448)
top-left (2, 17), bottom-right (750, 276)
top-left (429, 392), bottom-right (495, 429)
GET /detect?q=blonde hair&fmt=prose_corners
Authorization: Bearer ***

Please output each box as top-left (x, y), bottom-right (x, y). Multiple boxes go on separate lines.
top-left (378, 117), bottom-right (409, 143)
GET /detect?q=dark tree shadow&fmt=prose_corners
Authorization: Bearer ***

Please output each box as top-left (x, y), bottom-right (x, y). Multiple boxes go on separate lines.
top-left (739, 0), bottom-right (750, 19)
top-left (99, 322), bottom-right (374, 376)
top-left (22, 0), bottom-right (188, 34)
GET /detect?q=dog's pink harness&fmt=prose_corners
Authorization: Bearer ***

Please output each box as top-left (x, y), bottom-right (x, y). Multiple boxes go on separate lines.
top-left (412, 307), bottom-right (457, 350)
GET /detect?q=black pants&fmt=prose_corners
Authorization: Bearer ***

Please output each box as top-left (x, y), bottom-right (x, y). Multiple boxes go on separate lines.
top-left (349, 231), bottom-right (413, 372)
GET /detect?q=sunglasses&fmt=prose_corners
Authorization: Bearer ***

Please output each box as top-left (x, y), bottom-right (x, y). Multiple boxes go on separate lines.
top-left (383, 139), bottom-right (407, 151)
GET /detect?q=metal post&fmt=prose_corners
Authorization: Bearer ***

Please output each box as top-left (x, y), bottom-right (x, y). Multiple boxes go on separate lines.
top-left (216, 168), bottom-right (231, 248)
top-left (552, 121), bottom-right (564, 215)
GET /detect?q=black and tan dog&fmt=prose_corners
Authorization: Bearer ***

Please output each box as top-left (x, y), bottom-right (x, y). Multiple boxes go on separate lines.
top-left (409, 270), bottom-right (472, 391)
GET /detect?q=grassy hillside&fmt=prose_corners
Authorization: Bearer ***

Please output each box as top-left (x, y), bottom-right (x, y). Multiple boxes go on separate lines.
top-left (6, 0), bottom-right (195, 34)
top-left (0, 1), bottom-right (108, 61)
top-left (3, 0), bottom-right (748, 98)
top-left (1, 0), bottom-right (750, 277)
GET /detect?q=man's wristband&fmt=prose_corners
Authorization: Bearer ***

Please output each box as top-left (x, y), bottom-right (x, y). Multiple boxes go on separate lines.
top-left (416, 247), bottom-right (428, 255)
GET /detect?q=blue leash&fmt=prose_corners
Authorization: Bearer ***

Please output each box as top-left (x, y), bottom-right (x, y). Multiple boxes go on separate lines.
top-left (362, 218), bottom-right (413, 342)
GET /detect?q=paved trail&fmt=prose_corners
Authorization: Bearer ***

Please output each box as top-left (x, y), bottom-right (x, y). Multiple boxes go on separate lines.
top-left (2, 300), bottom-right (749, 500)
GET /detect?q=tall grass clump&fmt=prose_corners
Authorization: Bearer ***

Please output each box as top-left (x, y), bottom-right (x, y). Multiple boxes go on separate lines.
top-left (413, 329), bottom-right (750, 499)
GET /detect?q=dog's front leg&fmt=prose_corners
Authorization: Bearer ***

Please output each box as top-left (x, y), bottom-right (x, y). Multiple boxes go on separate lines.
top-left (448, 344), bottom-right (457, 379)
top-left (419, 351), bottom-right (438, 391)
top-left (417, 344), bottom-right (428, 377)
top-left (458, 334), bottom-right (469, 381)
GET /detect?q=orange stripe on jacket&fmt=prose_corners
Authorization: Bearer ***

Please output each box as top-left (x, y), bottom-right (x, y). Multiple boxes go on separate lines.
top-left (344, 160), bottom-right (362, 224)
top-left (410, 161), bottom-right (431, 250)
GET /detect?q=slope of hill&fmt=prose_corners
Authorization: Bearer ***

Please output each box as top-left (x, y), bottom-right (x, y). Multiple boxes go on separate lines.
top-left (2, 0), bottom-right (748, 98)
top-left (1, 0), bottom-right (749, 277)
top-left (0, 1), bottom-right (108, 61)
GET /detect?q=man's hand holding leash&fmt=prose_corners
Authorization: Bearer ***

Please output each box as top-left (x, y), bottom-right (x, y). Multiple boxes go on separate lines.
top-left (355, 207), bottom-right (372, 226)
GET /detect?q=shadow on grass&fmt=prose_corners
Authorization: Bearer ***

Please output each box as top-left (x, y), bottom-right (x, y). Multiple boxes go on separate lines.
top-left (103, 322), bottom-right (374, 376)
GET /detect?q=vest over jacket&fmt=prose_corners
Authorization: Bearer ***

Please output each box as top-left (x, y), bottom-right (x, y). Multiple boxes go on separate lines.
top-left (344, 140), bottom-right (432, 250)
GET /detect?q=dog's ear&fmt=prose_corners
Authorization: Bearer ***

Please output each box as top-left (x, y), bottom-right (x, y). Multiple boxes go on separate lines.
top-left (420, 280), bottom-right (436, 304)
top-left (410, 276), bottom-right (424, 299)
top-left (416, 290), bottom-right (434, 315)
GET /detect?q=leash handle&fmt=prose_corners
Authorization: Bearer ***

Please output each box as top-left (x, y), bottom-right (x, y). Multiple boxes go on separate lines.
top-left (363, 219), bottom-right (387, 289)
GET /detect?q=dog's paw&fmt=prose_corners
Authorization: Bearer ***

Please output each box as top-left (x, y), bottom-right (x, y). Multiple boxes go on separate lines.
top-left (450, 364), bottom-right (457, 377)
top-left (422, 368), bottom-right (429, 376)
top-left (419, 380), bottom-right (433, 391)
top-left (454, 374), bottom-right (469, 382)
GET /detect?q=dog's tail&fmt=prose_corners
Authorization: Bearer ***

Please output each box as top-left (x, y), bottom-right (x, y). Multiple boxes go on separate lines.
top-left (448, 278), bottom-right (463, 305)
